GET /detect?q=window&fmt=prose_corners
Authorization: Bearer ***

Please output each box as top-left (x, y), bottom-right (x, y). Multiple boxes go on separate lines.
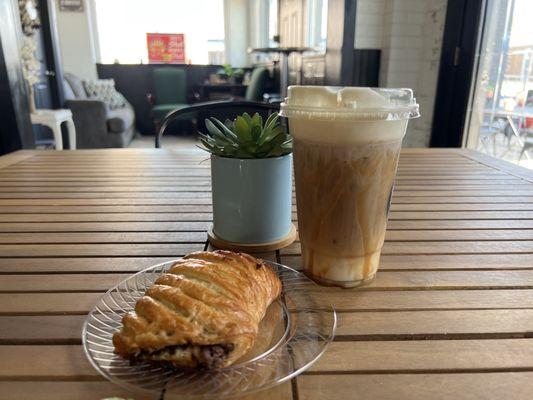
top-left (464, 0), bottom-right (533, 169)
top-left (93, 0), bottom-right (225, 64)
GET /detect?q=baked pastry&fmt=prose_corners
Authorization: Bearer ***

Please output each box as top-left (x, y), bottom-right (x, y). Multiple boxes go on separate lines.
top-left (113, 250), bottom-right (282, 369)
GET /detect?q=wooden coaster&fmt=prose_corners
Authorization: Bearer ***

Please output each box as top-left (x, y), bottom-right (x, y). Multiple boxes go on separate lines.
top-left (207, 224), bottom-right (297, 252)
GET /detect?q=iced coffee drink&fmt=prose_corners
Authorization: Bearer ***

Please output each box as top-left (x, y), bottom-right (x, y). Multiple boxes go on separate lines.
top-left (280, 87), bottom-right (419, 287)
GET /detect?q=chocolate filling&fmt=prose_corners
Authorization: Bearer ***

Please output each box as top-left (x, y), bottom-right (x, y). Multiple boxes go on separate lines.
top-left (200, 343), bottom-right (235, 368)
top-left (133, 343), bottom-right (235, 369)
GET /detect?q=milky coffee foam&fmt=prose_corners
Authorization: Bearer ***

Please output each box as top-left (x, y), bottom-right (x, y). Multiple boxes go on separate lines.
top-left (281, 86), bottom-right (417, 144)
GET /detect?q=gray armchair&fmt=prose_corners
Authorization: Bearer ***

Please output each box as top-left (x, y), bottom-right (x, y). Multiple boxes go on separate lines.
top-left (63, 72), bottom-right (135, 148)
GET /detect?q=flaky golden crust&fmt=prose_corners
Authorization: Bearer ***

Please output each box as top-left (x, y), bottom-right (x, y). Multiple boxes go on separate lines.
top-left (113, 251), bottom-right (281, 368)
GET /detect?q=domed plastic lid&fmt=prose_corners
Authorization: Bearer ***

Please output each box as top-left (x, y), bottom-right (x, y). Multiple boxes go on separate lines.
top-left (280, 86), bottom-right (420, 121)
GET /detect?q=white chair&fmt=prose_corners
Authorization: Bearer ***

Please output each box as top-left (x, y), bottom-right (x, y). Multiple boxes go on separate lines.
top-left (30, 109), bottom-right (77, 150)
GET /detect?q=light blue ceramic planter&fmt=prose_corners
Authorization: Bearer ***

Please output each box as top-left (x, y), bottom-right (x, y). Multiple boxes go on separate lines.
top-left (211, 153), bottom-right (293, 244)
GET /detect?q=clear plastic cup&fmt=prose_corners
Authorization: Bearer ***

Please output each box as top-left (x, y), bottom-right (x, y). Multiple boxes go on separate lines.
top-left (280, 86), bottom-right (419, 288)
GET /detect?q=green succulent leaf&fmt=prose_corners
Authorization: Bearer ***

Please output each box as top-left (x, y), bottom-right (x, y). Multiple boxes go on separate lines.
top-left (261, 124), bottom-right (286, 146)
top-left (241, 112), bottom-right (252, 125)
top-left (234, 116), bottom-right (252, 142)
top-left (224, 118), bottom-right (234, 131)
top-left (198, 111), bottom-right (292, 159)
top-left (251, 113), bottom-right (262, 129)
top-left (198, 131), bottom-right (223, 150)
top-left (209, 117), bottom-right (239, 142)
top-left (251, 125), bottom-right (262, 141)
top-left (205, 119), bottom-right (233, 145)
top-left (263, 112), bottom-right (279, 132)
top-left (271, 133), bottom-right (291, 147)
top-left (204, 118), bottom-right (222, 136)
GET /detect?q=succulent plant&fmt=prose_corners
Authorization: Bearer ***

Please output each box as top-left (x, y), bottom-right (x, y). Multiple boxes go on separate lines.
top-left (198, 112), bottom-right (292, 158)
top-left (217, 64), bottom-right (244, 78)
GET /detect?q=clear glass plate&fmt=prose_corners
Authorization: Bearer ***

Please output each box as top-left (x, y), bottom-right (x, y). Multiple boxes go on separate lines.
top-left (82, 260), bottom-right (337, 399)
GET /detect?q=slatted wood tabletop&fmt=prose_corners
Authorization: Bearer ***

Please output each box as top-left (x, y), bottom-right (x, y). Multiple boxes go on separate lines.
top-left (0, 148), bottom-right (532, 400)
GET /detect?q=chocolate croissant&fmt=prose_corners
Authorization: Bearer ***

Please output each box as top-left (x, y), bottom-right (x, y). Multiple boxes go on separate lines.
top-left (113, 250), bottom-right (282, 368)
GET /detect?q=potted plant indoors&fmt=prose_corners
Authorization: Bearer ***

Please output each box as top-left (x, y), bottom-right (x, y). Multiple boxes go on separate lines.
top-left (216, 64), bottom-right (245, 84)
top-left (232, 68), bottom-right (245, 84)
top-left (198, 112), bottom-right (295, 249)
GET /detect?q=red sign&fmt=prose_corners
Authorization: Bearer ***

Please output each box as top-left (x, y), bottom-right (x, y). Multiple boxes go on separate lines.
top-left (146, 33), bottom-right (185, 64)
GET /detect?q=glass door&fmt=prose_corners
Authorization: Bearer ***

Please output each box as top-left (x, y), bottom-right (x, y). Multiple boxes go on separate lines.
top-left (464, 0), bottom-right (533, 169)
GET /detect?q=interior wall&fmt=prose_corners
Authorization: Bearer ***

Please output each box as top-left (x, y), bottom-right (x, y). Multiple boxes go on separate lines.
top-left (354, 0), bottom-right (384, 49)
top-left (224, 0), bottom-right (250, 67)
top-left (248, 0), bottom-right (270, 49)
top-left (54, 0), bottom-right (97, 79)
top-left (355, 0), bottom-right (448, 147)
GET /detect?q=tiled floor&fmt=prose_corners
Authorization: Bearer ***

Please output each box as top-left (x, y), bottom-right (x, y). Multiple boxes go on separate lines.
top-left (476, 133), bottom-right (533, 170)
top-left (129, 134), bottom-right (200, 150)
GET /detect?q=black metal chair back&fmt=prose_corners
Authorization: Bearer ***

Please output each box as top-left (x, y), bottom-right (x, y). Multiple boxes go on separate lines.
top-left (155, 101), bottom-right (281, 148)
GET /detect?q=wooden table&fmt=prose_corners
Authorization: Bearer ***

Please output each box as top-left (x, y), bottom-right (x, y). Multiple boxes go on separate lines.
top-left (0, 148), bottom-right (532, 399)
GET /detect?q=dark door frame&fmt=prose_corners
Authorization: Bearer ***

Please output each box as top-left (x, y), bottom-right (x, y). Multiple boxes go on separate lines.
top-left (430, 0), bottom-right (487, 147)
top-left (0, 0), bottom-right (34, 154)
top-left (39, 0), bottom-right (64, 108)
